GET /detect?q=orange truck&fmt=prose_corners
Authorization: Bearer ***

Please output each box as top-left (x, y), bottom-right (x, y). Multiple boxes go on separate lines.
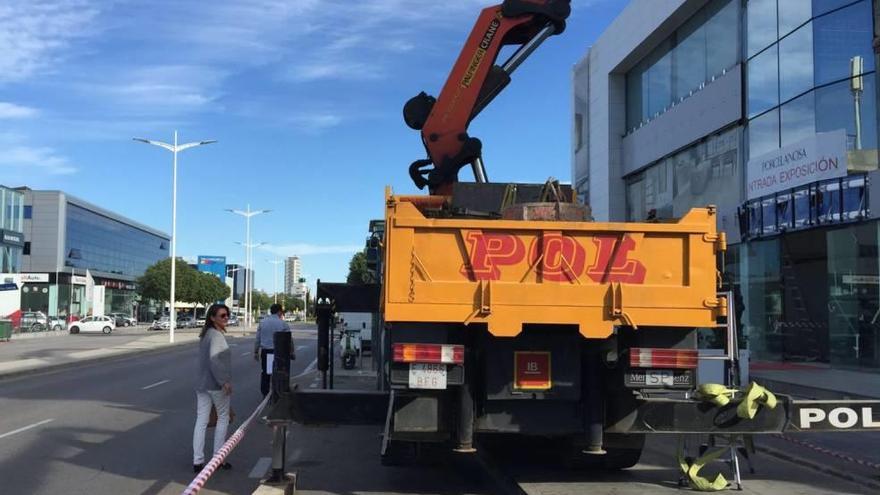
top-left (284, 0), bottom-right (880, 472)
top-left (377, 188), bottom-right (726, 467)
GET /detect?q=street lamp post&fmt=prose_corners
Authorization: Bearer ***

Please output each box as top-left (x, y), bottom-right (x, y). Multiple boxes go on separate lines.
top-left (226, 206), bottom-right (270, 329)
top-left (134, 131), bottom-right (216, 343)
top-left (234, 239), bottom-right (266, 329)
top-left (268, 259), bottom-right (283, 304)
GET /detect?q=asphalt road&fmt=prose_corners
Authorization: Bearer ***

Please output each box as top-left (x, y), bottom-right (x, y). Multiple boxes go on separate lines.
top-left (0, 332), bottom-right (316, 495)
top-left (0, 329), bottom-right (493, 495)
top-left (0, 324), bottom-right (876, 495)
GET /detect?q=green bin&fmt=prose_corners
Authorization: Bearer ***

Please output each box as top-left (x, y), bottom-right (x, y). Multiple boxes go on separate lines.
top-left (0, 320), bottom-right (12, 341)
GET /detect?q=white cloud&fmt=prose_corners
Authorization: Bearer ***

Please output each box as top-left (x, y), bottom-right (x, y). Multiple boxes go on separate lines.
top-left (288, 112), bottom-right (345, 131)
top-left (82, 65), bottom-right (227, 115)
top-left (260, 243), bottom-right (362, 257)
top-left (0, 0), bottom-right (100, 83)
top-left (0, 134), bottom-right (76, 176)
top-left (0, 102), bottom-right (38, 119)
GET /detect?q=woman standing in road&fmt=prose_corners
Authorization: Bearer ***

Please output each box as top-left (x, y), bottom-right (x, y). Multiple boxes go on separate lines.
top-left (192, 303), bottom-right (233, 472)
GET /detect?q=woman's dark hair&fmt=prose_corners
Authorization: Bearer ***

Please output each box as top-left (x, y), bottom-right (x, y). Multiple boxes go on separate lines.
top-left (200, 303), bottom-right (231, 338)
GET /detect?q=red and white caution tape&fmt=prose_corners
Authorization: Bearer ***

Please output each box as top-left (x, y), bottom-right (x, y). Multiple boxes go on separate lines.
top-left (183, 394), bottom-right (272, 495)
top-left (776, 434), bottom-right (880, 471)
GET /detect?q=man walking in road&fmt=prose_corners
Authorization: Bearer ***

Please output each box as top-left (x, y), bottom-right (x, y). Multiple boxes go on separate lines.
top-left (254, 304), bottom-right (293, 396)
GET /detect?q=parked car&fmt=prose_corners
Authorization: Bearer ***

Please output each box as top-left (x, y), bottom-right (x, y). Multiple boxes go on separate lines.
top-left (68, 315), bottom-right (116, 334)
top-left (227, 315), bottom-right (239, 326)
top-left (19, 311), bottom-right (65, 332)
top-left (178, 316), bottom-right (197, 328)
top-left (195, 318), bottom-right (206, 327)
top-left (108, 313), bottom-right (136, 327)
top-left (150, 317), bottom-right (171, 331)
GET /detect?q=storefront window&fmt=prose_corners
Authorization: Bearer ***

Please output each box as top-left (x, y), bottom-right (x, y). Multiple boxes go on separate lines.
top-left (625, 0), bottom-right (739, 131)
top-left (815, 74), bottom-right (878, 152)
top-left (780, 91), bottom-right (816, 147)
top-left (747, 108), bottom-right (779, 158)
top-left (741, 238), bottom-right (783, 362)
top-left (748, 44), bottom-right (779, 117)
top-left (747, 0), bottom-right (777, 58)
top-left (812, 0), bottom-right (874, 88)
top-left (705, 0), bottom-right (739, 78)
top-left (674, 10), bottom-right (707, 102)
top-left (779, 24), bottom-right (813, 102)
top-left (626, 127), bottom-right (741, 221)
top-left (646, 40), bottom-right (672, 119)
top-left (778, 0), bottom-right (812, 37)
top-left (827, 222), bottom-right (879, 368)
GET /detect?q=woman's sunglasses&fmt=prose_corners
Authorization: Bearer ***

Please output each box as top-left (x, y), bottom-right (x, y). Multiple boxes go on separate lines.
top-left (216, 313), bottom-right (229, 319)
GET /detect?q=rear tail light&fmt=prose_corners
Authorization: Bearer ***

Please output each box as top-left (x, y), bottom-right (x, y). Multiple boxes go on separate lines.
top-left (629, 348), bottom-right (698, 369)
top-left (392, 343), bottom-right (464, 364)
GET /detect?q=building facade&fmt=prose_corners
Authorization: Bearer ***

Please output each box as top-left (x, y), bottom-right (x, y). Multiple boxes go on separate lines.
top-left (0, 186), bottom-right (25, 273)
top-left (284, 256), bottom-right (303, 296)
top-left (226, 264), bottom-right (252, 304)
top-left (575, 0), bottom-right (880, 370)
top-left (18, 188), bottom-right (170, 319)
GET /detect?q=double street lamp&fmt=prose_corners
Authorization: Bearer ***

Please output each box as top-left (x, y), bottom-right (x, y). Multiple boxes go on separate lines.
top-left (134, 131), bottom-right (216, 343)
top-left (227, 206), bottom-right (270, 329)
top-left (233, 237), bottom-right (267, 328)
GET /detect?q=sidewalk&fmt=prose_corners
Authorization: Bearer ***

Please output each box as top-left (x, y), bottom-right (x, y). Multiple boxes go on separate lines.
top-left (747, 360), bottom-right (880, 488)
top-left (750, 361), bottom-right (880, 399)
top-left (0, 330), bottom-right (205, 379)
top-left (0, 325), bottom-right (317, 381)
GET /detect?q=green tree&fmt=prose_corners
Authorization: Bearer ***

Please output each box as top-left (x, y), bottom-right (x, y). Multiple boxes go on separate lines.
top-left (137, 258), bottom-right (201, 303)
top-left (347, 251), bottom-right (370, 284)
top-left (280, 294), bottom-right (304, 312)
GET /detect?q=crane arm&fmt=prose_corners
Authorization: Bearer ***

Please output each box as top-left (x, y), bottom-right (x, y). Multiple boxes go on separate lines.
top-left (404, 0), bottom-right (571, 195)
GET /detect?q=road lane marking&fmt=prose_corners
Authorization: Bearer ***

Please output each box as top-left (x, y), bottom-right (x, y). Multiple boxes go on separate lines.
top-left (249, 457), bottom-right (272, 478)
top-left (292, 358), bottom-right (318, 379)
top-left (0, 419), bottom-right (55, 440)
top-left (141, 379), bottom-right (170, 390)
top-left (241, 351), bottom-right (253, 357)
top-left (296, 345), bottom-right (307, 351)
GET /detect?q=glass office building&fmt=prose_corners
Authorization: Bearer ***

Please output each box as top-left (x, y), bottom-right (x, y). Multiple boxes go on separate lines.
top-left (574, 0), bottom-right (880, 370)
top-left (19, 189), bottom-right (169, 319)
top-left (0, 186), bottom-right (25, 273)
top-left (740, 0), bottom-right (880, 368)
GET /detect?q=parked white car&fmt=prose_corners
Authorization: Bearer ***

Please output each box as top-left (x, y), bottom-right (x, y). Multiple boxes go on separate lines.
top-left (68, 315), bottom-right (116, 334)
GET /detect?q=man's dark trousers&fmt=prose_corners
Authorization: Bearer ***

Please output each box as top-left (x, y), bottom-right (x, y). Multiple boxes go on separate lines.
top-left (260, 348), bottom-right (274, 396)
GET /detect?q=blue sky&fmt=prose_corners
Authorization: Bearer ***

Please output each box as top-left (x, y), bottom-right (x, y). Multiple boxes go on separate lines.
top-left (1, 0), bottom-right (626, 291)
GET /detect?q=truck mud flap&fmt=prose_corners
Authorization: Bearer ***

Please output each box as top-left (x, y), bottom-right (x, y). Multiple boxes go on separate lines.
top-left (270, 387), bottom-right (389, 426)
top-left (606, 396), bottom-right (880, 434)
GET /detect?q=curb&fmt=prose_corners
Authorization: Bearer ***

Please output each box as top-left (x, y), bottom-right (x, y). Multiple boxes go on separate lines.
top-left (756, 442), bottom-right (880, 491)
top-left (9, 329), bottom-right (69, 340)
top-left (0, 338), bottom-right (202, 382)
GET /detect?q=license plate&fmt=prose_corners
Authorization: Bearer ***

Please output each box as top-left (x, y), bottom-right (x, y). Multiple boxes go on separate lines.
top-left (409, 363), bottom-right (447, 390)
top-left (625, 369), bottom-right (692, 388)
top-left (646, 370), bottom-right (673, 386)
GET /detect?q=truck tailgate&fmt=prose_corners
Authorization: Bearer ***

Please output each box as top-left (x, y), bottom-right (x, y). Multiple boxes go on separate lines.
top-left (383, 192), bottom-right (726, 339)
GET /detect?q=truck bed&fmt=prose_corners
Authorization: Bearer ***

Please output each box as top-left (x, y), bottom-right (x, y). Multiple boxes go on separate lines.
top-left (383, 190), bottom-right (727, 339)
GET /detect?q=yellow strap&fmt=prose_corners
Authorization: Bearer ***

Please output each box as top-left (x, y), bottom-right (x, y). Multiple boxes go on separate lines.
top-left (694, 383), bottom-right (737, 407)
top-left (695, 382), bottom-right (778, 419)
top-left (677, 382), bottom-right (778, 490)
top-left (737, 382), bottom-right (778, 420)
top-left (677, 436), bottom-right (730, 491)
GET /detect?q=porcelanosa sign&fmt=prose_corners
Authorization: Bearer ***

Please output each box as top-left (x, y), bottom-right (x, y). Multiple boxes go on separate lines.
top-left (746, 130), bottom-right (847, 200)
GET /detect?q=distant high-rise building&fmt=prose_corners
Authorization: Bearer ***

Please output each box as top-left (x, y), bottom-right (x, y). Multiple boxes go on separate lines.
top-left (226, 264), bottom-right (252, 303)
top-left (284, 256), bottom-right (301, 295)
